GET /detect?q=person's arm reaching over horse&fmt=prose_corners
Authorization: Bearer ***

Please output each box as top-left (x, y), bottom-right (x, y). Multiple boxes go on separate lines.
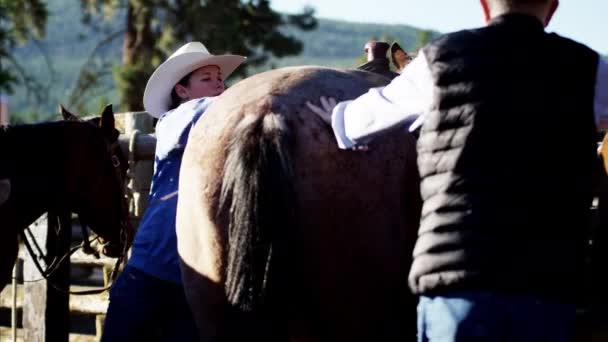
top-left (307, 51), bottom-right (433, 149)
top-left (595, 58), bottom-right (608, 130)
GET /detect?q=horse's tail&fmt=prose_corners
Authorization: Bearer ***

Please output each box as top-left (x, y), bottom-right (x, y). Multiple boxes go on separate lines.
top-left (220, 112), bottom-right (295, 318)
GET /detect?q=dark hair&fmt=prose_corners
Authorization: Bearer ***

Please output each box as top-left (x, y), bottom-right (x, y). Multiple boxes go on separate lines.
top-left (364, 41), bottom-right (391, 61)
top-left (168, 71), bottom-right (194, 111)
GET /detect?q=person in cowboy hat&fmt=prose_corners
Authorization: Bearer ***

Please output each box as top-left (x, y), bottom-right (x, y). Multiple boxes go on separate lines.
top-left (102, 41), bottom-right (245, 341)
top-left (389, 42), bottom-right (413, 73)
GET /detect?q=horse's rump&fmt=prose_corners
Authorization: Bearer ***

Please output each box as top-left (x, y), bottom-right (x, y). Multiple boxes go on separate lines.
top-left (177, 66), bottom-right (421, 340)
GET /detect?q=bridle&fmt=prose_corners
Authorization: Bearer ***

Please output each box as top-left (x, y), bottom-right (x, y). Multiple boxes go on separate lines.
top-left (20, 130), bottom-right (132, 295)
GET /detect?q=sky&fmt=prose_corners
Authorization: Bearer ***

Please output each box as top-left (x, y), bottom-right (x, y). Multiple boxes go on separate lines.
top-left (270, 0), bottom-right (607, 54)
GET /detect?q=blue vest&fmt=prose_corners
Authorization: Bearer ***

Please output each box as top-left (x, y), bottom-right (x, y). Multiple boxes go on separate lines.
top-left (129, 97), bottom-right (213, 283)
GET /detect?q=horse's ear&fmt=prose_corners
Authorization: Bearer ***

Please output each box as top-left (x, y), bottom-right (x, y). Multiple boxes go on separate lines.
top-left (60, 104), bottom-right (80, 122)
top-left (100, 104), bottom-right (118, 141)
top-left (100, 104), bottom-right (115, 129)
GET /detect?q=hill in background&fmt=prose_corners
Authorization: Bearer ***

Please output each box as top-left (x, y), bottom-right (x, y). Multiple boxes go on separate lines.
top-left (7, 1), bottom-right (433, 122)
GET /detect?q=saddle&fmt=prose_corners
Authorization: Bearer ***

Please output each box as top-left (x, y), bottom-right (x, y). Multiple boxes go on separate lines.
top-left (358, 41), bottom-right (399, 80)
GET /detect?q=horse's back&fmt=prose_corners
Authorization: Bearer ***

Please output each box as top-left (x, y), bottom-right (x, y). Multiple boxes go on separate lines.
top-left (178, 67), bottom-right (420, 340)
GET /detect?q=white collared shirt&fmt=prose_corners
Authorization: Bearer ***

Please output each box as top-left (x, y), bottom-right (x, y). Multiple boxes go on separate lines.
top-left (331, 51), bottom-right (608, 149)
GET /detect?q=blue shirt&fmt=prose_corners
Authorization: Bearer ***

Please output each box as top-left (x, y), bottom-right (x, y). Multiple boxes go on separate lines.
top-left (128, 97), bottom-right (214, 283)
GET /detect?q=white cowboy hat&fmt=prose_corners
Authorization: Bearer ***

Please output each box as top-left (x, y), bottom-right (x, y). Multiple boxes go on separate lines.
top-left (143, 41), bottom-right (246, 118)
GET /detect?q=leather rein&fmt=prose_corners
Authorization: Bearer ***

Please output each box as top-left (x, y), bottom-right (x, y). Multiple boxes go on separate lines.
top-left (19, 138), bottom-right (131, 295)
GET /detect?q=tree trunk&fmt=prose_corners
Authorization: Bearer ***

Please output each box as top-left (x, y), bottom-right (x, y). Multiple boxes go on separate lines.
top-left (120, 1), bottom-right (156, 111)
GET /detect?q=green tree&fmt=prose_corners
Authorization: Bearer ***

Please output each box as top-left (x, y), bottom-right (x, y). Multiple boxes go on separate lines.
top-left (0, 0), bottom-right (48, 93)
top-left (80, 0), bottom-right (317, 111)
top-left (413, 30), bottom-right (433, 52)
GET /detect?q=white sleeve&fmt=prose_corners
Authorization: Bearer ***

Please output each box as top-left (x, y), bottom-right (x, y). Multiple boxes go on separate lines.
top-left (154, 97), bottom-right (213, 158)
top-left (596, 58), bottom-right (608, 130)
top-left (331, 51), bottom-right (434, 149)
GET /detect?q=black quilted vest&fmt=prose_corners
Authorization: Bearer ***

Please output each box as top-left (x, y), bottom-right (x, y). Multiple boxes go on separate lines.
top-left (409, 13), bottom-right (599, 302)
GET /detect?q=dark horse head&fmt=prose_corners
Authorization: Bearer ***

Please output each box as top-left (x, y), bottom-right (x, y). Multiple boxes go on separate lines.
top-left (0, 104), bottom-right (133, 287)
top-left (58, 104), bottom-right (133, 257)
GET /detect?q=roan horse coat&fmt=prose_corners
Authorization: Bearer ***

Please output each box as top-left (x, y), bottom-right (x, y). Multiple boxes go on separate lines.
top-left (176, 67), bottom-right (422, 340)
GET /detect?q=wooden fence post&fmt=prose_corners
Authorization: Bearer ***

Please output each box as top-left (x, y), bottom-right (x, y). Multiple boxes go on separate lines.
top-left (123, 111), bottom-right (155, 223)
top-left (22, 212), bottom-right (71, 342)
top-left (0, 94), bottom-right (9, 125)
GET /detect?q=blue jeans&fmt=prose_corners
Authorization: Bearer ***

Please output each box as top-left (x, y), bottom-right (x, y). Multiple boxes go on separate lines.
top-left (101, 265), bottom-right (199, 342)
top-left (417, 291), bottom-right (576, 342)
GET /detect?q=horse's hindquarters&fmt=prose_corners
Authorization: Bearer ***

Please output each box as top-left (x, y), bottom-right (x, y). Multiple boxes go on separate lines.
top-left (177, 67), bottom-right (421, 340)
top-left (285, 122), bottom-right (419, 339)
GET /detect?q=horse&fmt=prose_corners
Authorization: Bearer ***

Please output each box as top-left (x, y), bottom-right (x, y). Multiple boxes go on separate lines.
top-left (176, 66), bottom-right (422, 340)
top-left (0, 104), bottom-right (132, 290)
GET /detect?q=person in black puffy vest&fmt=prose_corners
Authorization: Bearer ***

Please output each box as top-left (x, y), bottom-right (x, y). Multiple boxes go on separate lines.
top-left (307, 0), bottom-right (608, 340)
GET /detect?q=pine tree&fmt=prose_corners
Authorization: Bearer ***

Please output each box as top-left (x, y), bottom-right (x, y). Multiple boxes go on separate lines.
top-left (0, 0), bottom-right (48, 93)
top-left (80, 0), bottom-right (317, 111)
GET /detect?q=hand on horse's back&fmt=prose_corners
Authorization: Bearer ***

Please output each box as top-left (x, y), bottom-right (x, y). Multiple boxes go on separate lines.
top-left (307, 96), bottom-right (370, 152)
top-left (306, 96), bottom-right (336, 125)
